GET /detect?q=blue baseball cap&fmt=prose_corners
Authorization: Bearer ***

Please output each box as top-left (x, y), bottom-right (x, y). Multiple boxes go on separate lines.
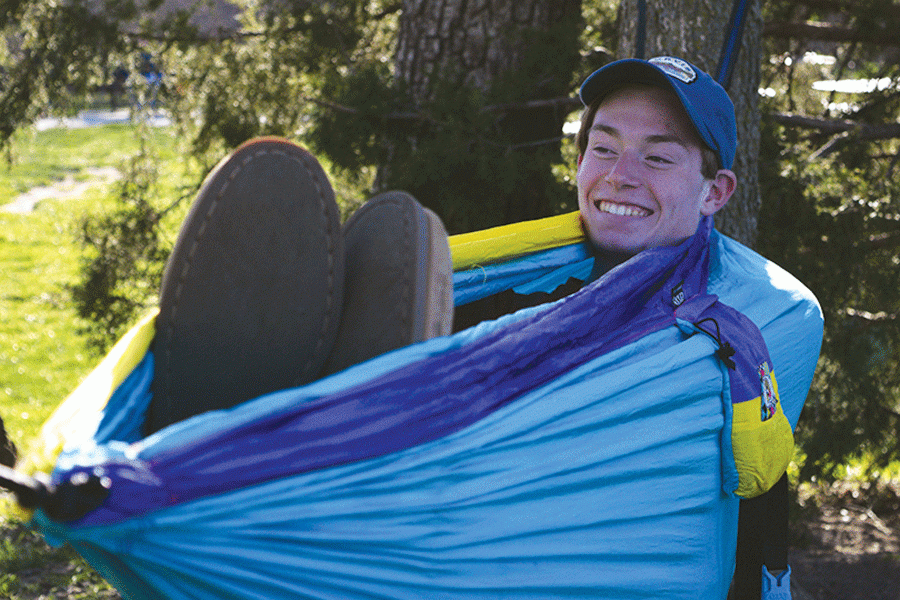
top-left (579, 56), bottom-right (737, 170)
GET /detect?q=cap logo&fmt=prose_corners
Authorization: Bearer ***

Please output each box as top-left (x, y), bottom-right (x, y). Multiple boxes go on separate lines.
top-left (649, 56), bottom-right (697, 84)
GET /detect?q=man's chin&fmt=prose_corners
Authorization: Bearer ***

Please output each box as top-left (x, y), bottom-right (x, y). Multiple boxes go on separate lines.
top-left (585, 229), bottom-right (645, 257)
top-left (587, 236), bottom-right (643, 267)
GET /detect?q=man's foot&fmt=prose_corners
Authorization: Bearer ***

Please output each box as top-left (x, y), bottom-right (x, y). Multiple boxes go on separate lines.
top-left (145, 138), bottom-right (344, 435)
top-left (322, 191), bottom-right (453, 376)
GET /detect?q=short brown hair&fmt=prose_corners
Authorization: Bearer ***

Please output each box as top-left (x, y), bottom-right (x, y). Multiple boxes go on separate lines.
top-left (576, 93), bottom-right (720, 180)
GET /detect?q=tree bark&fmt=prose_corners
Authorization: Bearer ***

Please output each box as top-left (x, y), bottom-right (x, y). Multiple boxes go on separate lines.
top-left (390, 0), bottom-right (582, 230)
top-left (395, 0), bottom-right (578, 104)
top-left (617, 0), bottom-right (763, 248)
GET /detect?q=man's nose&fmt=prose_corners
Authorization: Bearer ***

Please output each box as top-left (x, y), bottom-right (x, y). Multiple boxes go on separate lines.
top-left (604, 152), bottom-right (640, 189)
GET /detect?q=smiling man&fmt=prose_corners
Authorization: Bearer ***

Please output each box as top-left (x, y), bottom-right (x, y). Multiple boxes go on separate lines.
top-left (576, 56), bottom-right (738, 265)
top-left (571, 57), bottom-right (821, 600)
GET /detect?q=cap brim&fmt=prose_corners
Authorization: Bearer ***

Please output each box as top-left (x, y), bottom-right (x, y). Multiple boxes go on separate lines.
top-left (579, 59), bottom-right (678, 107)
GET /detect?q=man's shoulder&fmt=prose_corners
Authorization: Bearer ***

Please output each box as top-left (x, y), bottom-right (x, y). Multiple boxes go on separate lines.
top-left (707, 230), bottom-right (822, 330)
top-left (707, 232), bottom-right (824, 427)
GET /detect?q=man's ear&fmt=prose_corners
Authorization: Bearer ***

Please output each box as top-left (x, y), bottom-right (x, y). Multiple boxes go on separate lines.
top-left (700, 169), bottom-right (737, 216)
top-left (577, 154), bottom-right (583, 168)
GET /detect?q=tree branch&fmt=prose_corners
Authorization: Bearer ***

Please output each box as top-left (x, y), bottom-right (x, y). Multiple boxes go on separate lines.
top-left (481, 97), bottom-right (582, 113)
top-left (764, 20), bottom-right (900, 46)
top-left (302, 94), bottom-right (583, 120)
top-left (844, 307), bottom-right (898, 322)
top-left (770, 113), bottom-right (900, 141)
top-left (791, 0), bottom-right (900, 22)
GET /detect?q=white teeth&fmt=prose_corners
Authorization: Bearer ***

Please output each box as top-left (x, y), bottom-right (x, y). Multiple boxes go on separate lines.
top-left (596, 201), bottom-right (651, 217)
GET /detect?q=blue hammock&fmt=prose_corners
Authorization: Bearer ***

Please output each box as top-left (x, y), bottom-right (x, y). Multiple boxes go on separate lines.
top-left (17, 213), bottom-right (822, 600)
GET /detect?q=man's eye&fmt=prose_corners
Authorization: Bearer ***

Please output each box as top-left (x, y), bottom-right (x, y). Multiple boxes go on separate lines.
top-left (593, 146), bottom-right (615, 157)
top-left (647, 155), bottom-right (674, 165)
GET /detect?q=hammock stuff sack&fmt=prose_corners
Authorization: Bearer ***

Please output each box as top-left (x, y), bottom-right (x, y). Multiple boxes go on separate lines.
top-left (16, 213), bottom-right (823, 600)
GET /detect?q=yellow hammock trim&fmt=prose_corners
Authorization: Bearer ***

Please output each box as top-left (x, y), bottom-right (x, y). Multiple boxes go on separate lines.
top-left (19, 309), bottom-right (158, 482)
top-left (448, 211), bottom-right (584, 271)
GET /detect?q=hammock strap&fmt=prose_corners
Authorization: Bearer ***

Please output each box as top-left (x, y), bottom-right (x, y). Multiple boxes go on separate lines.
top-left (693, 317), bottom-right (738, 370)
top-left (0, 463), bottom-right (110, 522)
top-left (634, 0), bottom-right (749, 89)
top-left (715, 0), bottom-right (750, 88)
top-left (636, 0), bottom-right (647, 59)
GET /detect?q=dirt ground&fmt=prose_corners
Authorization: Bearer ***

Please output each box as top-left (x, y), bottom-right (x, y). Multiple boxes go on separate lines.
top-left (790, 481), bottom-right (900, 600)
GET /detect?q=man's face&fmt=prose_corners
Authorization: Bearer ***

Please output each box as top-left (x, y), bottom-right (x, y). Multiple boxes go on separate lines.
top-left (577, 85), bottom-right (727, 257)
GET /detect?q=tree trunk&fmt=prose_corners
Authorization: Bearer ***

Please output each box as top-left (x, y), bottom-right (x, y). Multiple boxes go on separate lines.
top-left (395, 0), bottom-right (579, 106)
top-left (0, 415), bottom-right (16, 468)
top-left (390, 0), bottom-right (582, 232)
top-left (617, 0), bottom-right (763, 248)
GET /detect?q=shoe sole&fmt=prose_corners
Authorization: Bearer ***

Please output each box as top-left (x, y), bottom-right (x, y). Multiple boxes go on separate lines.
top-left (145, 138), bottom-right (344, 434)
top-left (322, 191), bottom-right (453, 376)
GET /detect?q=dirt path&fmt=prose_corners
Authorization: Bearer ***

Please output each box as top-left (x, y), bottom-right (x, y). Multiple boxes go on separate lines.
top-left (791, 485), bottom-right (900, 600)
top-left (1, 166), bottom-right (122, 213)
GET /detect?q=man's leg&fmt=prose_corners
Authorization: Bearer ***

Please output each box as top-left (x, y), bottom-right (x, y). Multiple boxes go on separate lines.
top-left (145, 138), bottom-right (345, 435)
top-left (144, 140), bottom-right (454, 434)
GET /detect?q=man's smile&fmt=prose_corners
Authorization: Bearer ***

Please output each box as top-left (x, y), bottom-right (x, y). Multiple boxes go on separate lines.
top-left (594, 200), bottom-right (653, 218)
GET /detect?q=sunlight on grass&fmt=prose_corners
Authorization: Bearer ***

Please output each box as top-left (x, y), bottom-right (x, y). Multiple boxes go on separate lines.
top-left (2, 125), bottom-right (166, 199)
top-left (0, 206), bottom-right (93, 447)
top-left (0, 123), bottom-right (194, 468)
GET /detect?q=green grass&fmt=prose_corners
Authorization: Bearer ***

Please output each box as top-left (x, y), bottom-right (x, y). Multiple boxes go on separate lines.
top-left (0, 122), bottom-right (196, 483)
top-left (0, 118), bottom-right (367, 598)
top-left (0, 521), bottom-right (118, 599)
top-left (1, 123), bottom-right (195, 456)
top-left (0, 120), bottom-right (197, 598)
top-left (5, 125), bottom-right (157, 198)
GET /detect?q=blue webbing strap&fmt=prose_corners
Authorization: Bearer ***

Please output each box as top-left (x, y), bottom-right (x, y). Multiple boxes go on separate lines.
top-left (715, 0), bottom-right (750, 88)
top-left (635, 0), bottom-right (748, 89)
top-left (636, 0), bottom-right (647, 59)
top-left (713, 5), bottom-right (792, 596)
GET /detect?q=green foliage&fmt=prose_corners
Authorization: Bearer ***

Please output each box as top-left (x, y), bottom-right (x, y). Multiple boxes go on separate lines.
top-left (757, 2), bottom-right (900, 482)
top-left (307, 13), bottom-right (585, 233)
top-left (0, 1), bottom-right (127, 143)
top-left (70, 128), bottom-right (170, 352)
top-left (308, 61), bottom-right (579, 233)
top-left (308, 61), bottom-right (400, 171)
top-left (2, 1), bottom-right (587, 234)
top-left (760, 132), bottom-right (900, 480)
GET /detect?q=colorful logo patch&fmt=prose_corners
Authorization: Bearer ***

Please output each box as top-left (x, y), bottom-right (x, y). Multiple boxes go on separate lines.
top-left (758, 361), bottom-right (777, 421)
top-left (650, 56), bottom-right (698, 84)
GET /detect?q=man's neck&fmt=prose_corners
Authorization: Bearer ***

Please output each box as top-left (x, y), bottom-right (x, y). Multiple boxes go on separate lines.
top-left (587, 247), bottom-right (634, 283)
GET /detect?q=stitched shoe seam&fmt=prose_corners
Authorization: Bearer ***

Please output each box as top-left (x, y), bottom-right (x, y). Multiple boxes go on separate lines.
top-left (160, 155), bottom-right (238, 406)
top-left (161, 144), bottom-right (340, 403)
top-left (341, 195), bottom-right (415, 343)
top-left (296, 150), bottom-right (340, 383)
